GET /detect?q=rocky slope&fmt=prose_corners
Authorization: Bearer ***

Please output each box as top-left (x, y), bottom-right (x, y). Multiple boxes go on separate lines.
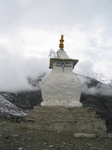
top-left (0, 90), bottom-right (42, 122)
top-left (0, 117), bottom-right (112, 150)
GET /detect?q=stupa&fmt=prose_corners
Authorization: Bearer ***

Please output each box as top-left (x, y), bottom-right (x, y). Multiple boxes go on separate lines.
top-left (41, 35), bottom-right (82, 107)
top-left (21, 35), bottom-right (106, 137)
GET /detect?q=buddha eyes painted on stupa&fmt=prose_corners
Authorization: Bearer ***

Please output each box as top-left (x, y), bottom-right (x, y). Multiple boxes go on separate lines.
top-left (55, 62), bottom-right (72, 72)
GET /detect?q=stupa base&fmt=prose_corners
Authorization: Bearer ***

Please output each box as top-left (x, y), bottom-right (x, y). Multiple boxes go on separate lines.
top-left (22, 106), bottom-right (106, 137)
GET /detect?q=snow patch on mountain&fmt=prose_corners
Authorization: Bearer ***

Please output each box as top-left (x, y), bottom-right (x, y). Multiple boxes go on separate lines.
top-left (95, 73), bottom-right (112, 86)
top-left (49, 49), bottom-right (57, 58)
top-left (0, 95), bottom-right (27, 119)
top-left (26, 73), bottom-right (46, 88)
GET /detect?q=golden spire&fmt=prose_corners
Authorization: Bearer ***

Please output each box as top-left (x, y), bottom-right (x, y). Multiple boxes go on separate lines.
top-left (59, 35), bottom-right (64, 50)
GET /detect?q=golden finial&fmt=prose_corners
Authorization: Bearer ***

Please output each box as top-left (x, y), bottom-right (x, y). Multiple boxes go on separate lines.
top-left (59, 35), bottom-right (64, 50)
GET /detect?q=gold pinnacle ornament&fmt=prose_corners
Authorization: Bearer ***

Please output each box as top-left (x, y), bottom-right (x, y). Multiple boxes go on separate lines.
top-left (59, 35), bottom-right (64, 49)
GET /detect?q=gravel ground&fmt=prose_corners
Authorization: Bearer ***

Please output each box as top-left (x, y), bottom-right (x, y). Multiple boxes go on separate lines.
top-left (0, 118), bottom-right (112, 150)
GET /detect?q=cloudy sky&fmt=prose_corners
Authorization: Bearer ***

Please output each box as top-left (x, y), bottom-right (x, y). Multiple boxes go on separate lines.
top-left (0, 0), bottom-right (112, 91)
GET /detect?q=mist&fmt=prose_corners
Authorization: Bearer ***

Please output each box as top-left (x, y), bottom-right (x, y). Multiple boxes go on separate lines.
top-left (0, 52), bottom-right (49, 92)
top-left (1, 48), bottom-right (111, 96)
top-left (78, 75), bottom-right (112, 96)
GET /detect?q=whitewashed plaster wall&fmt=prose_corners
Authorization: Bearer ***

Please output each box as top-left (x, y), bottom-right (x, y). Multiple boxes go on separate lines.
top-left (41, 72), bottom-right (82, 107)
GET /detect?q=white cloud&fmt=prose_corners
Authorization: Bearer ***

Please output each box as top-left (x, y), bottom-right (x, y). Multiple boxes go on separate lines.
top-left (0, 51), bottom-right (49, 91)
top-left (0, 0), bottom-right (112, 91)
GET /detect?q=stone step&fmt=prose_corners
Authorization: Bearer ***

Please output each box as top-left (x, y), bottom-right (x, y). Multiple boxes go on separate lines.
top-left (20, 106), bottom-right (106, 137)
top-left (26, 106), bottom-right (97, 120)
